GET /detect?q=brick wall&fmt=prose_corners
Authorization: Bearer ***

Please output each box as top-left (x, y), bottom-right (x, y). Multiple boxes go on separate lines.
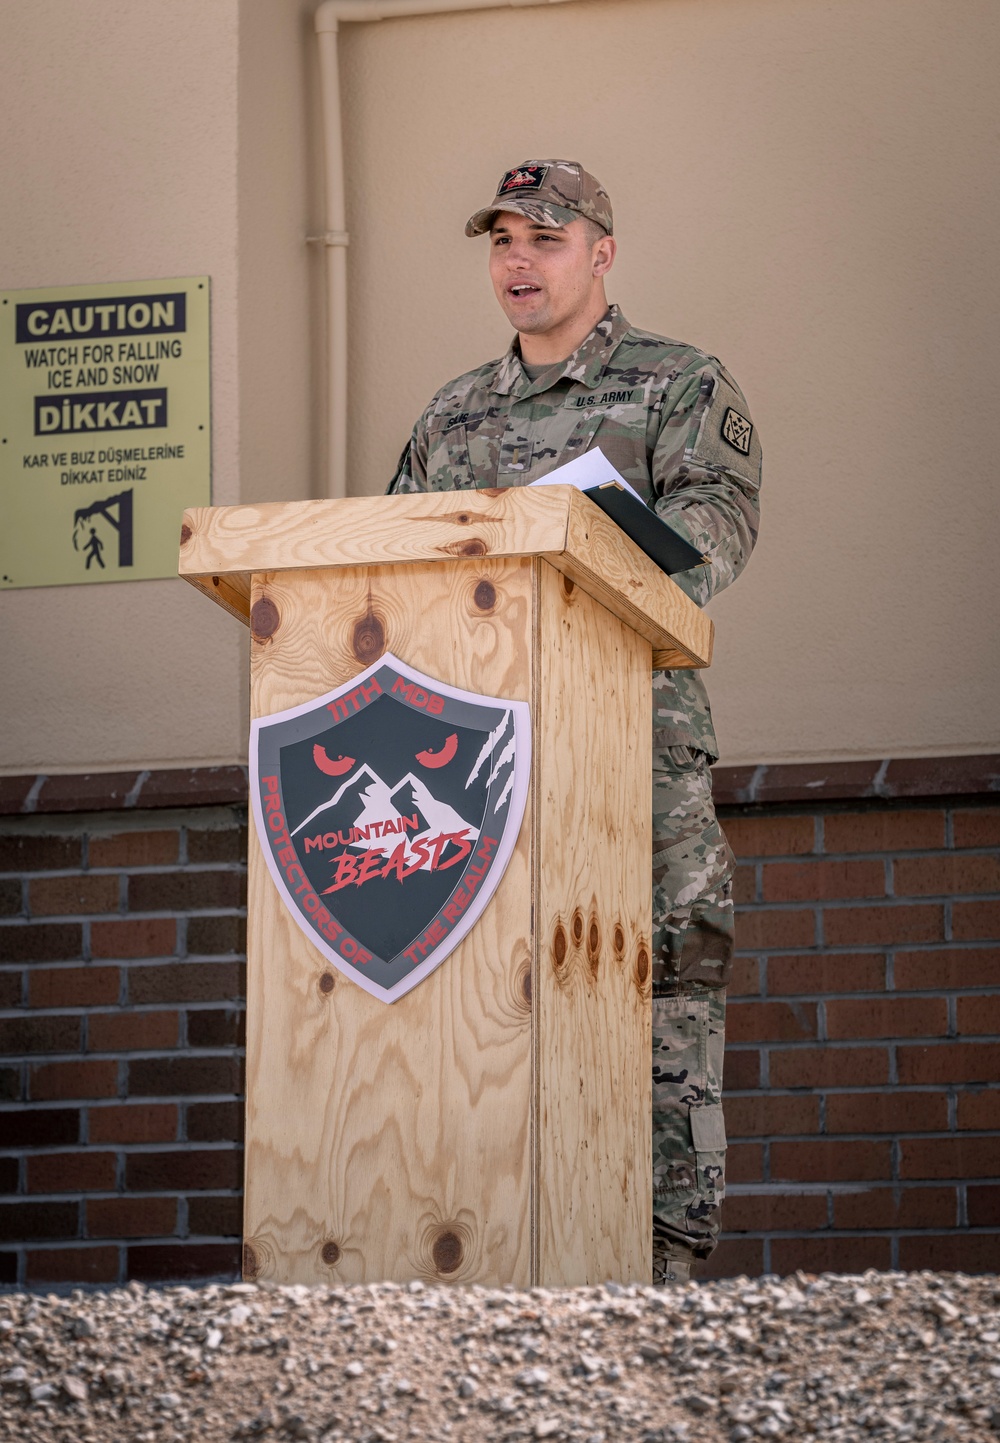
top-left (711, 793), bottom-right (1000, 1279)
top-left (0, 761), bottom-right (997, 1287)
top-left (0, 785), bottom-right (247, 1288)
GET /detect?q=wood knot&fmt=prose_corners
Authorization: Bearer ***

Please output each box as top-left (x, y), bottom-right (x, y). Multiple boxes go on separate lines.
top-left (613, 924), bottom-right (625, 956)
top-left (636, 946), bottom-right (650, 987)
top-left (352, 611), bottom-right (385, 664)
top-left (319, 971), bottom-right (335, 995)
top-left (586, 916), bottom-right (601, 978)
top-left (417, 1211), bottom-right (476, 1281)
top-left (242, 1243), bottom-right (259, 1280)
top-left (211, 576), bottom-right (220, 587)
top-left (321, 1241), bottom-right (341, 1266)
top-left (250, 596), bottom-right (280, 641)
top-left (507, 958), bottom-right (531, 1015)
top-left (562, 574), bottom-right (575, 598)
top-left (473, 579), bottom-right (496, 611)
top-left (457, 513), bottom-right (470, 524)
top-left (571, 910), bottom-right (584, 946)
top-left (457, 538), bottom-right (487, 557)
top-left (432, 1230), bottom-right (463, 1275)
top-left (179, 523), bottom-right (192, 545)
top-left (552, 924), bottom-right (567, 970)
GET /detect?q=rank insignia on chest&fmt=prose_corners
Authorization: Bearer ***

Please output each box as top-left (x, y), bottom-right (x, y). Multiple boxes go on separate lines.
top-left (721, 407), bottom-right (753, 455)
top-left (250, 655), bottom-right (530, 1003)
top-left (498, 164), bottom-right (548, 194)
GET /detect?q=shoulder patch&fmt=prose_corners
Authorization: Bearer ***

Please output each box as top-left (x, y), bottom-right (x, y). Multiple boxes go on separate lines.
top-left (498, 164), bottom-right (548, 195)
top-left (721, 407), bottom-right (753, 455)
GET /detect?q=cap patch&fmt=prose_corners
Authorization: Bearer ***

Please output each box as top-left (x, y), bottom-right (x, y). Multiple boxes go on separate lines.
top-left (498, 165), bottom-right (549, 195)
top-left (721, 407), bottom-right (753, 455)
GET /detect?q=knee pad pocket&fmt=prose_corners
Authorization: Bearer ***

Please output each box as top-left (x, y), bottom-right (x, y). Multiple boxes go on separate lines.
top-left (651, 818), bottom-right (736, 992)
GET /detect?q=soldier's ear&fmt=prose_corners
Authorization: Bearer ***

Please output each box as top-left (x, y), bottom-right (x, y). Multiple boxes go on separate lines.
top-left (593, 234), bottom-right (616, 278)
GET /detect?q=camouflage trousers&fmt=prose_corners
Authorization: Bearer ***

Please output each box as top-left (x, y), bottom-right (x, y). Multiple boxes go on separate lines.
top-left (651, 745), bottom-right (735, 1270)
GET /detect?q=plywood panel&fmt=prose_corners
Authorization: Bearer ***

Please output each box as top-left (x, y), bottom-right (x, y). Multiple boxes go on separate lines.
top-left (551, 491), bottom-right (713, 668)
top-left (182, 489), bottom-right (568, 594)
top-left (180, 489), bottom-right (712, 668)
top-left (533, 561), bottom-right (652, 1286)
top-left (243, 557), bottom-right (533, 1286)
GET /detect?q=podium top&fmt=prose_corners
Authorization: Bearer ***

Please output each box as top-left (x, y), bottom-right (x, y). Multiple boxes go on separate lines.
top-left (178, 487), bottom-right (712, 669)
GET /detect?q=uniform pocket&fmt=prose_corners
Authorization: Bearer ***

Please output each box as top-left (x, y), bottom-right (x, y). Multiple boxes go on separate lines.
top-left (653, 743), bottom-right (704, 776)
top-left (651, 816), bottom-right (735, 992)
top-left (652, 994), bottom-right (706, 1200)
top-left (652, 815), bottom-right (733, 908)
top-left (425, 422), bottom-right (476, 490)
top-left (690, 1102), bottom-right (727, 1155)
top-left (688, 1102), bottom-right (727, 1211)
top-left (651, 995), bottom-right (727, 1255)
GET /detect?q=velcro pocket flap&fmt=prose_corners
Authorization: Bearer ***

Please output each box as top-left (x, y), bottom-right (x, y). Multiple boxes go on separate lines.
top-left (689, 1103), bottom-right (727, 1154)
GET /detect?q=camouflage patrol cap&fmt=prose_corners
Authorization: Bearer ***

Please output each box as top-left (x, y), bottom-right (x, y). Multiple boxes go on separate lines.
top-left (465, 160), bottom-right (613, 237)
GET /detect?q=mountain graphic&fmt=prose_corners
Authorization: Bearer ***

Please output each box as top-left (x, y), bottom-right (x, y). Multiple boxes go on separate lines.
top-left (290, 764), bottom-right (479, 871)
top-left (385, 779), bottom-right (429, 837)
top-left (290, 764), bottom-right (380, 839)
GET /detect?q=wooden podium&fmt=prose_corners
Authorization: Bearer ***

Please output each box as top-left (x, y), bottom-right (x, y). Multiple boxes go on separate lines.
top-left (179, 487), bottom-right (712, 1288)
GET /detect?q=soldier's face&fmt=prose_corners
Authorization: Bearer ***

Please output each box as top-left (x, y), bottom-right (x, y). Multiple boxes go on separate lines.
top-left (488, 212), bottom-right (611, 340)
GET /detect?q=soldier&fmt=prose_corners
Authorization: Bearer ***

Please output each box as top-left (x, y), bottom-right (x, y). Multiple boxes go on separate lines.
top-left (388, 160), bottom-right (761, 1281)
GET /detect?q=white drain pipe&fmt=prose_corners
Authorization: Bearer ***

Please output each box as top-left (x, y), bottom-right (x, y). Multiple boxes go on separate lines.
top-left (314, 0), bottom-right (576, 498)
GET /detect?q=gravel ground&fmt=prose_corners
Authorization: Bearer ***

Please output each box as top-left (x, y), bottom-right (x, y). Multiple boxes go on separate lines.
top-left (1, 1271), bottom-right (998, 1443)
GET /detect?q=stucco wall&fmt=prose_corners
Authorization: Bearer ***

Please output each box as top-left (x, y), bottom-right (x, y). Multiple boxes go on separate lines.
top-left (340, 0), bottom-right (1000, 765)
top-left (238, 0), bottom-right (325, 509)
top-left (2, 0), bottom-right (997, 772)
top-left (0, 0), bottom-right (319, 774)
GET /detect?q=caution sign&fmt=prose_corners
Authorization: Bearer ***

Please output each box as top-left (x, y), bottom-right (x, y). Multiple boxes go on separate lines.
top-left (0, 276), bottom-right (210, 589)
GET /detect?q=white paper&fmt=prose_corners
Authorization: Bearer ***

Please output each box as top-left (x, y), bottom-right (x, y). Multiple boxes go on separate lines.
top-left (528, 446), bottom-right (647, 505)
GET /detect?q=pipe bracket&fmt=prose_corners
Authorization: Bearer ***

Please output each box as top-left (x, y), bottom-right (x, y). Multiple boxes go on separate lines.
top-left (307, 231), bottom-right (351, 247)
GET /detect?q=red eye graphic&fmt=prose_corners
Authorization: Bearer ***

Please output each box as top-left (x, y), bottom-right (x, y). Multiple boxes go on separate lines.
top-left (416, 733), bottom-right (458, 769)
top-left (313, 744), bottom-right (356, 777)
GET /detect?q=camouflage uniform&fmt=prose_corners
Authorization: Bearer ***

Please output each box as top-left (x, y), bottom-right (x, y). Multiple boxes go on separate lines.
top-left (388, 301), bottom-right (761, 1275)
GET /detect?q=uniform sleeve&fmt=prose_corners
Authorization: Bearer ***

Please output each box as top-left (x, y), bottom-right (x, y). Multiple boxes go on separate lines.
top-left (385, 400), bottom-right (434, 495)
top-left (650, 359), bottom-right (762, 607)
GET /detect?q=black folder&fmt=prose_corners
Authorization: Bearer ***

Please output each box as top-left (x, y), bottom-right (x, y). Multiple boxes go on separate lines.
top-left (584, 482), bottom-right (705, 577)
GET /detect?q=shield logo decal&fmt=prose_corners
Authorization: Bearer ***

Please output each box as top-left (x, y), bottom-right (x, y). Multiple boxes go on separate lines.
top-left (250, 654), bottom-right (531, 1003)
